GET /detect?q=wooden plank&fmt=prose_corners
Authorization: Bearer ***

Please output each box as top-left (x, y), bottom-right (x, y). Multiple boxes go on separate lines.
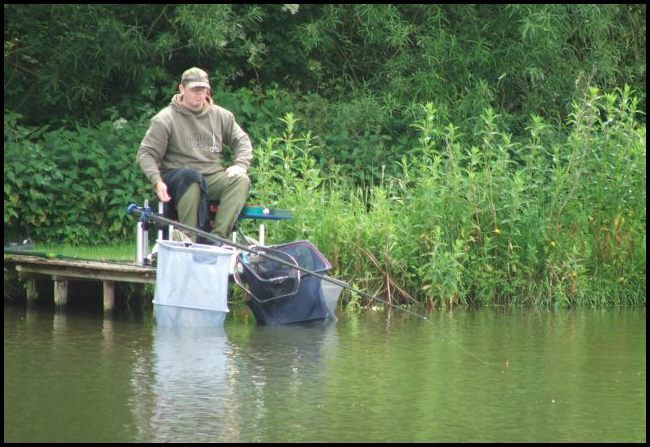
top-left (25, 276), bottom-right (38, 302)
top-left (5, 254), bottom-right (157, 312)
top-left (14, 264), bottom-right (156, 284)
top-left (103, 281), bottom-right (115, 313)
top-left (53, 276), bottom-right (68, 307)
top-left (5, 254), bottom-right (156, 273)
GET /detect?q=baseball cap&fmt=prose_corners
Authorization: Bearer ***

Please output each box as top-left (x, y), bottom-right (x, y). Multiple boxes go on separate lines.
top-left (181, 67), bottom-right (210, 89)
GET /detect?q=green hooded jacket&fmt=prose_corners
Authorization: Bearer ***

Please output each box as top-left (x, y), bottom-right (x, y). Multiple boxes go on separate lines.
top-left (137, 94), bottom-right (253, 186)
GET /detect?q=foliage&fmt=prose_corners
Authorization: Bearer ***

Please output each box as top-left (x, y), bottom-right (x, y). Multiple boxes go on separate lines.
top-left (287, 4), bottom-right (646, 180)
top-left (4, 4), bottom-right (646, 184)
top-left (2, 5), bottom-right (646, 307)
top-left (4, 111), bottom-right (151, 244)
top-left (245, 90), bottom-right (645, 308)
top-left (3, 88), bottom-right (645, 307)
top-left (3, 4), bottom-right (275, 126)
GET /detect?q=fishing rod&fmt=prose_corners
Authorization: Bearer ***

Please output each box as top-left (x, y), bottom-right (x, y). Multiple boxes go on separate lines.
top-left (127, 203), bottom-right (431, 323)
top-left (128, 203), bottom-right (497, 368)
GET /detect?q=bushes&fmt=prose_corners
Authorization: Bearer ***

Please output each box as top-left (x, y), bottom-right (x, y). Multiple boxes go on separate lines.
top-left (247, 88), bottom-right (645, 307)
top-left (4, 4), bottom-right (644, 307)
top-left (3, 87), bottom-right (646, 307)
top-left (4, 112), bottom-right (151, 244)
top-left (5, 5), bottom-right (645, 187)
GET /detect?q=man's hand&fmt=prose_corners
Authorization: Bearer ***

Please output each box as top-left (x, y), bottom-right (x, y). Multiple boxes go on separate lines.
top-left (155, 181), bottom-right (171, 202)
top-left (225, 165), bottom-right (247, 178)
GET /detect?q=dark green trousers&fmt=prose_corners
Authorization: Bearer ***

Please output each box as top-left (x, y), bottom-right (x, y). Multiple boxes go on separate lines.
top-left (176, 171), bottom-right (250, 240)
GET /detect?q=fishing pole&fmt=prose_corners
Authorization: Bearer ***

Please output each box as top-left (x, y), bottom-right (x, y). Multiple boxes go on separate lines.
top-left (128, 203), bottom-right (495, 368)
top-left (127, 203), bottom-right (432, 323)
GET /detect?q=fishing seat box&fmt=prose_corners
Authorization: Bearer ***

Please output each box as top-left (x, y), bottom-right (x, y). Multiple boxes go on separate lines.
top-left (153, 240), bottom-right (235, 326)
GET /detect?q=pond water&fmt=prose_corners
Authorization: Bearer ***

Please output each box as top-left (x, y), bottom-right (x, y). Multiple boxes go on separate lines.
top-left (4, 303), bottom-right (646, 442)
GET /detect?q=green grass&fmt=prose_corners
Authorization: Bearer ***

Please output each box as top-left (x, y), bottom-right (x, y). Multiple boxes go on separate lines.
top-left (36, 243), bottom-right (137, 262)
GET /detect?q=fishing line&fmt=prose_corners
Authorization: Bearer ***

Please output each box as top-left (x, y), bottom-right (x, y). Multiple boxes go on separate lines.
top-left (128, 204), bottom-right (493, 367)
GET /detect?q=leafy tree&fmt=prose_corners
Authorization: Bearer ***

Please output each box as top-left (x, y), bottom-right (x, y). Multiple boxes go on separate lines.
top-left (4, 4), bottom-right (645, 184)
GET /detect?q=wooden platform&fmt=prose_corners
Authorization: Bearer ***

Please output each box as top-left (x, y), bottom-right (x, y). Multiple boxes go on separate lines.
top-left (4, 253), bottom-right (156, 313)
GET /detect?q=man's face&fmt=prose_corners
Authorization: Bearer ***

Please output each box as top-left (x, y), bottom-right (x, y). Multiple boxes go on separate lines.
top-left (180, 85), bottom-right (209, 111)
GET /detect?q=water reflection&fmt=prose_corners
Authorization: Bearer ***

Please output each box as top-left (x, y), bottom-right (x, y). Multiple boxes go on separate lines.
top-left (52, 310), bottom-right (68, 336)
top-left (131, 321), bottom-right (339, 442)
top-left (226, 322), bottom-right (339, 442)
top-left (6, 305), bottom-right (644, 442)
top-left (130, 324), bottom-right (229, 442)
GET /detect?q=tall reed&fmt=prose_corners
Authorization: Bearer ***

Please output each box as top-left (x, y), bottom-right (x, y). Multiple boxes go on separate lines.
top-left (248, 86), bottom-right (645, 308)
